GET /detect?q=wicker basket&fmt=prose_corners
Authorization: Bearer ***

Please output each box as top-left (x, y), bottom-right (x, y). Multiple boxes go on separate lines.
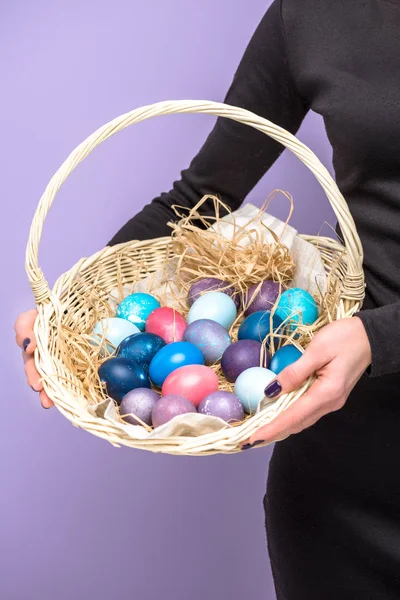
top-left (26, 100), bottom-right (365, 456)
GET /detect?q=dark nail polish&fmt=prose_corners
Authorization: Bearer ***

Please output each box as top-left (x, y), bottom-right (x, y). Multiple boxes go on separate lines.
top-left (264, 380), bottom-right (282, 398)
top-left (30, 386), bottom-right (38, 392)
top-left (242, 440), bottom-right (265, 451)
top-left (242, 443), bottom-right (253, 450)
top-left (23, 338), bottom-right (31, 352)
top-left (42, 405), bottom-right (50, 409)
top-left (252, 440), bottom-right (265, 447)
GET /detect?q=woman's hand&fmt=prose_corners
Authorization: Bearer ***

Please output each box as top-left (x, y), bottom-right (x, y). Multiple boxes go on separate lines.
top-left (242, 317), bottom-right (372, 449)
top-left (14, 309), bottom-right (54, 409)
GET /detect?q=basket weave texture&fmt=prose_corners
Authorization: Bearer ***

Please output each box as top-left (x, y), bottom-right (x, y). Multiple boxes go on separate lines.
top-left (26, 100), bottom-right (365, 456)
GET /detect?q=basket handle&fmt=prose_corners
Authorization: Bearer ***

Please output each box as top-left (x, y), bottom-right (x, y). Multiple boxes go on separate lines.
top-left (26, 100), bottom-right (364, 304)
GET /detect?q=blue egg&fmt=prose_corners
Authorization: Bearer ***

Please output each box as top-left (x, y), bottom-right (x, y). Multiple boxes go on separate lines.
top-left (148, 341), bottom-right (204, 387)
top-left (238, 311), bottom-right (283, 343)
top-left (234, 367), bottom-right (276, 415)
top-left (275, 288), bottom-right (319, 332)
top-left (116, 293), bottom-right (160, 331)
top-left (270, 344), bottom-right (303, 375)
top-left (187, 292), bottom-right (237, 330)
top-left (183, 319), bottom-right (232, 365)
top-left (117, 332), bottom-right (166, 372)
top-left (91, 318), bottom-right (141, 353)
top-left (98, 357), bottom-right (150, 404)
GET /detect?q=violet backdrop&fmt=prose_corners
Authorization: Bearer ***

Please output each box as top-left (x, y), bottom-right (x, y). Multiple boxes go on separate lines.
top-left (1, 1), bottom-right (335, 599)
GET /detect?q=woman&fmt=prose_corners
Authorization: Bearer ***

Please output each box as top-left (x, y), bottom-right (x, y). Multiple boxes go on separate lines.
top-left (15, 0), bottom-right (400, 597)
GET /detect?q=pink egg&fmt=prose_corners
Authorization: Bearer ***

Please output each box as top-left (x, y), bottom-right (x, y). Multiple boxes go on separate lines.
top-left (162, 365), bottom-right (219, 408)
top-left (145, 307), bottom-right (187, 344)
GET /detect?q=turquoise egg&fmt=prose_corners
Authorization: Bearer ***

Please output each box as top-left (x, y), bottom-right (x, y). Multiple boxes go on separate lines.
top-left (238, 311), bottom-right (283, 343)
top-left (183, 319), bottom-right (232, 365)
top-left (187, 292), bottom-right (237, 330)
top-left (275, 288), bottom-right (318, 332)
top-left (149, 341), bottom-right (204, 387)
top-left (91, 318), bottom-right (141, 353)
top-left (116, 293), bottom-right (160, 331)
top-left (234, 367), bottom-right (276, 415)
top-left (270, 344), bottom-right (303, 375)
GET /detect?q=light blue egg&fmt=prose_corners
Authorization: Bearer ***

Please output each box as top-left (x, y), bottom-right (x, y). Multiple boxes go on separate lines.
top-left (275, 288), bottom-right (318, 332)
top-left (91, 318), bottom-right (141, 353)
top-left (187, 292), bottom-right (237, 330)
top-left (270, 344), bottom-right (303, 375)
top-left (234, 367), bottom-right (276, 415)
top-left (116, 293), bottom-right (160, 331)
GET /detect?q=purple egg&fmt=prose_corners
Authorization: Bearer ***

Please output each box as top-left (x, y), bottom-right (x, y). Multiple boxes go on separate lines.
top-left (244, 280), bottom-right (281, 316)
top-left (152, 394), bottom-right (197, 428)
top-left (198, 391), bottom-right (244, 423)
top-left (188, 278), bottom-right (240, 309)
top-left (183, 319), bottom-right (232, 365)
top-left (221, 340), bottom-right (270, 383)
top-left (119, 388), bottom-right (160, 426)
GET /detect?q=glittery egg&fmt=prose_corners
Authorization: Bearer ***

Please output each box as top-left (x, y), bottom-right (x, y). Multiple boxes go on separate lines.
top-left (152, 394), bottom-right (197, 428)
top-left (116, 293), bottom-right (160, 331)
top-left (275, 288), bottom-right (319, 332)
top-left (91, 318), bottom-right (141, 354)
top-left (198, 391), bottom-right (244, 423)
top-left (188, 278), bottom-right (240, 309)
top-left (238, 310), bottom-right (283, 343)
top-left (244, 281), bottom-right (281, 316)
top-left (183, 319), bottom-right (232, 365)
top-left (270, 344), bottom-right (303, 375)
top-left (148, 341), bottom-right (204, 388)
top-left (162, 365), bottom-right (219, 407)
top-left (117, 332), bottom-right (165, 372)
top-left (234, 367), bottom-right (276, 415)
top-left (188, 292), bottom-right (237, 330)
top-left (98, 357), bottom-right (150, 404)
top-left (119, 388), bottom-right (160, 426)
top-left (221, 340), bottom-right (269, 383)
top-left (145, 307), bottom-right (187, 343)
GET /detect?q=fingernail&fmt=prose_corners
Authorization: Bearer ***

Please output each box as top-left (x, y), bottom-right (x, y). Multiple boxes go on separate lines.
top-left (242, 440), bottom-right (265, 451)
top-left (23, 338), bottom-right (31, 352)
top-left (30, 386), bottom-right (38, 392)
top-left (264, 381), bottom-right (282, 398)
top-left (42, 405), bottom-right (51, 410)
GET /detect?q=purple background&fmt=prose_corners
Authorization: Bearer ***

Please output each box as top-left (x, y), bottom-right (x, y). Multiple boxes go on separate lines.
top-left (1, 1), bottom-right (334, 599)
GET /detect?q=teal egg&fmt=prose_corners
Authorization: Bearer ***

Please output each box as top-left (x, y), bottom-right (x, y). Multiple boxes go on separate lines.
top-left (91, 317), bottom-right (141, 353)
top-left (275, 288), bottom-right (318, 332)
top-left (116, 293), bottom-right (160, 331)
top-left (238, 311), bottom-right (283, 343)
top-left (149, 341), bottom-right (205, 387)
top-left (187, 292), bottom-right (237, 330)
top-left (270, 345), bottom-right (303, 375)
top-left (234, 367), bottom-right (276, 415)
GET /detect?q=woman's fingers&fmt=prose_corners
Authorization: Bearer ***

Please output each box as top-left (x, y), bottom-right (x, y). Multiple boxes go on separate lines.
top-left (23, 353), bottom-right (43, 391)
top-left (15, 309), bottom-right (38, 353)
top-left (40, 390), bottom-right (54, 409)
top-left (264, 348), bottom-right (325, 399)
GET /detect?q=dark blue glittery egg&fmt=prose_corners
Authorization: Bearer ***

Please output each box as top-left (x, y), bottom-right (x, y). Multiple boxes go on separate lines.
top-left (98, 357), bottom-right (150, 404)
top-left (183, 319), bottom-right (232, 365)
top-left (238, 310), bottom-right (283, 343)
top-left (117, 332), bottom-right (166, 372)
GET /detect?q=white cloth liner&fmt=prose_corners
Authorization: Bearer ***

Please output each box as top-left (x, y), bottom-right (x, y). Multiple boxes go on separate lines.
top-left (94, 203), bottom-right (327, 438)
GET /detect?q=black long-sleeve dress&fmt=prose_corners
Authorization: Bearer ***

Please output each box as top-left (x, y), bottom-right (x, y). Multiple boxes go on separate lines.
top-left (110, 1), bottom-right (400, 597)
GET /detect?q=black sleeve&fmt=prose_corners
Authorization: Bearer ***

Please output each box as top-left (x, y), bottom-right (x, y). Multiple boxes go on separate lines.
top-left (108, 0), bottom-right (309, 245)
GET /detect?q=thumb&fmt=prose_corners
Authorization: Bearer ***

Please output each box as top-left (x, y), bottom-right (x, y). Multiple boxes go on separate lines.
top-left (15, 309), bottom-right (38, 354)
top-left (265, 348), bottom-right (324, 399)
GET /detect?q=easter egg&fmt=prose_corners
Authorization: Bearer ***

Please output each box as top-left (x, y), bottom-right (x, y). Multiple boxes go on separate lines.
top-left (183, 319), bottom-right (232, 365)
top-left (91, 318), bottom-right (141, 353)
top-left (98, 357), bottom-right (150, 403)
top-left (152, 394), bottom-right (197, 428)
top-left (238, 310), bottom-right (283, 343)
top-left (162, 365), bottom-right (219, 407)
top-left (119, 388), bottom-right (160, 426)
top-left (148, 342), bottom-right (204, 388)
top-left (244, 280), bottom-right (281, 316)
top-left (145, 307), bottom-right (187, 343)
top-left (234, 367), bottom-right (276, 415)
top-left (270, 344), bottom-right (303, 375)
top-left (188, 292), bottom-right (237, 330)
top-left (117, 332), bottom-right (165, 372)
top-left (275, 288), bottom-right (319, 332)
top-left (198, 391), bottom-right (244, 423)
top-left (188, 278), bottom-right (240, 309)
top-left (116, 293), bottom-right (160, 331)
top-left (221, 340), bottom-right (269, 383)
